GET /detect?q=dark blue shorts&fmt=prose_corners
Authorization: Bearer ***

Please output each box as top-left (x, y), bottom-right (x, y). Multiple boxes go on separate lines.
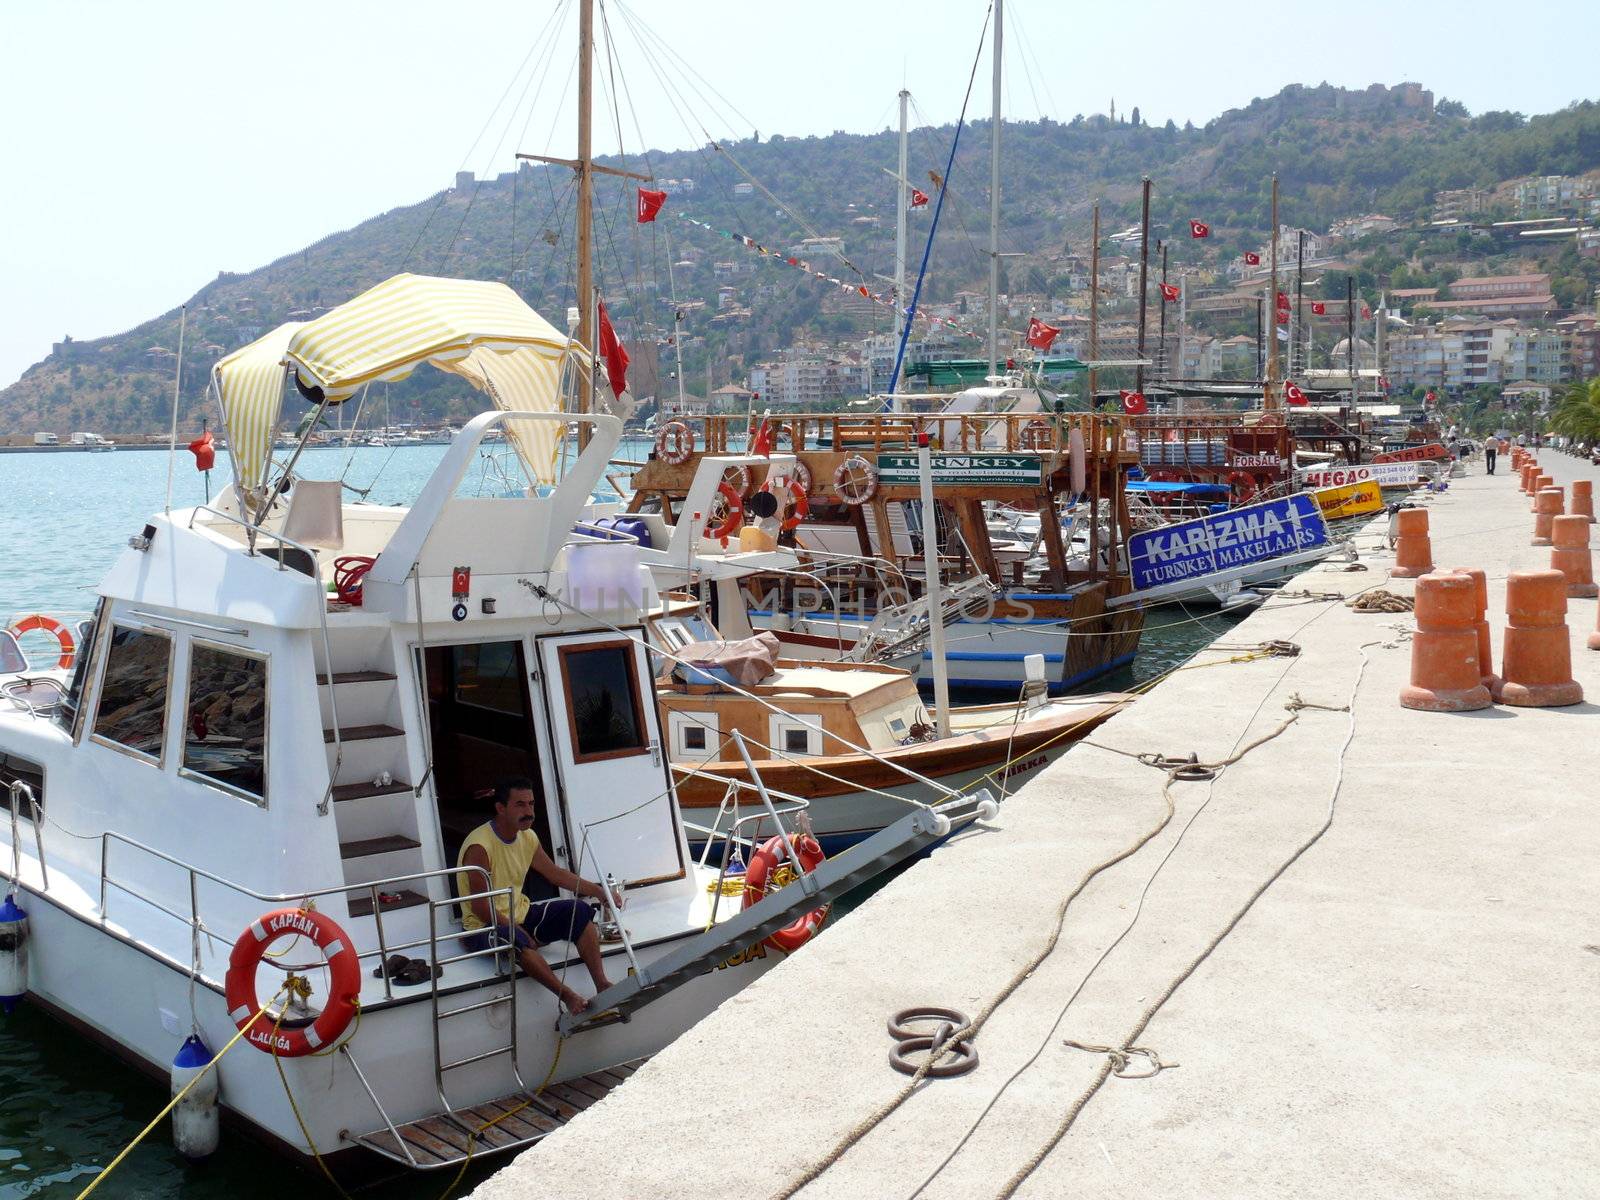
top-left (466, 898), bottom-right (595, 954)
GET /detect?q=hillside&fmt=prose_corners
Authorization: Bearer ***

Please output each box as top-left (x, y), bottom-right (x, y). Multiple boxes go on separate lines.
top-left (10, 82), bottom-right (1600, 433)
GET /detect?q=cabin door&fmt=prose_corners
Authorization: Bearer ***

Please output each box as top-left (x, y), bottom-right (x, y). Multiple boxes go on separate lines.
top-left (535, 631), bottom-right (685, 890)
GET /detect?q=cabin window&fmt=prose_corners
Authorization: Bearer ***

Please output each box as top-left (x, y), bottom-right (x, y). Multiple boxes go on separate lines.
top-left (669, 710), bottom-right (719, 760)
top-left (92, 625), bottom-right (173, 762)
top-left (557, 641), bottom-right (649, 763)
top-left (683, 725), bottom-right (707, 750)
top-left (0, 751), bottom-right (45, 816)
top-left (784, 728), bottom-right (810, 754)
top-left (181, 642), bottom-right (268, 802)
top-left (769, 717), bottom-right (823, 757)
top-left (53, 601), bottom-right (106, 741)
top-left (657, 620), bottom-right (693, 650)
top-left (887, 715), bottom-right (908, 737)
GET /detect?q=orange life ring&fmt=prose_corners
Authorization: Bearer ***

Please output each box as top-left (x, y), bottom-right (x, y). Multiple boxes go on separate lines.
top-left (706, 481), bottom-right (745, 542)
top-left (1020, 419), bottom-right (1054, 451)
top-left (8, 614), bottom-right (76, 670)
top-left (760, 476), bottom-right (811, 532)
top-left (654, 421), bottom-right (694, 466)
top-left (788, 459), bottom-right (813, 494)
top-left (832, 455), bottom-right (879, 506)
top-left (1144, 470), bottom-right (1181, 484)
top-left (1228, 471), bottom-right (1257, 503)
top-left (225, 908), bottom-right (361, 1058)
top-left (742, 834), bottom-right (829, 953)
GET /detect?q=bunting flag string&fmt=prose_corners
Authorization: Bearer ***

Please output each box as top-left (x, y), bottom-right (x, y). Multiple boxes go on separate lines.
top-left (676, 212), bottom-right (982, 341)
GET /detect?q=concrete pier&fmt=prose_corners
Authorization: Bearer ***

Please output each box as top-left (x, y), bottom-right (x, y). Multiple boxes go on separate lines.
top-left (472, 451), bottom-right (1600, 1200)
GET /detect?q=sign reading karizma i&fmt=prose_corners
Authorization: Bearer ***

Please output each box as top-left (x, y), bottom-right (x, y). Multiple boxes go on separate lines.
top-left (875, 453), bottom-right (1044, 487)
top-left (1127, 493), bottom-right (1329, 591)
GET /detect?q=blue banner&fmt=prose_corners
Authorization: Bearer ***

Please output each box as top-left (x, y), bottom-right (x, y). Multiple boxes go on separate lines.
top-left (1128, 492), bottom-right (1329, 591)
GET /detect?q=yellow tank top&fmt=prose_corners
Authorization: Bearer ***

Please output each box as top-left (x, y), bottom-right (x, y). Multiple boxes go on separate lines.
top-left (456, 823), bottom-right (541, 930)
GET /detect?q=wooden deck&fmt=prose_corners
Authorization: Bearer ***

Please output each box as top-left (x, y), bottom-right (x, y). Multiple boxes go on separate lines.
top-left (351, 1060), bottom-right (645, 1169)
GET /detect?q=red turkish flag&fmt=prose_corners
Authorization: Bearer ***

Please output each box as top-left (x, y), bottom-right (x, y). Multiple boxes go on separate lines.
top-left (1362, 305), bottom-right (1373, 319)
top-left (750, 419), bottom-right (773, 457)
top-left (1160, 283), bottom-right (1180, 302)
top-left (1189, 219), bottom-right (1210, 239)
top-left (1243, 251), bottom-right (1261, 266)
top-left (1026, 317), bottom-right (1061, 350)
top-left (596, 300), bottom-right (629, 398)
top-left (636, 188), bottom-right (667, 223)
top-left (1119, 389), bottom-right (1148, 414)
top-left (1275, 291), bottom-right (1290, 313)
top-left (911, 188), bottom-right (929, 207)
top-left (188, 430), bottom-right (215, 472)
top-left (1284, 381), bottom-right (1308, 406)
top-left (1311, 301), bottom-right (1327, 316)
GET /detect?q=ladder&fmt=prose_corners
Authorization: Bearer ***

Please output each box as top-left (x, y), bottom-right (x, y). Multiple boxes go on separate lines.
top-left (558, 791), bottom-right (993, 1036)
top-left (428, 894), bottom-right (524, 1111)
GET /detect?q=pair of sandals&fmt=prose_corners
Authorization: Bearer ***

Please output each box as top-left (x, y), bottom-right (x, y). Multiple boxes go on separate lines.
top-left (372, 954), bottom-right (442, 986)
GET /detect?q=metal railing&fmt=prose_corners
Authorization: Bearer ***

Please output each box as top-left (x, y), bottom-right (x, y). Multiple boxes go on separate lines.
top-left (187, 504), bottom-right (343, 816)
top-left (648, 410), bottom-right (1131, 458)
top-left (5, 780), bottom-right (48, 893)
top-left (98, 829), bottom-right (500, 1003)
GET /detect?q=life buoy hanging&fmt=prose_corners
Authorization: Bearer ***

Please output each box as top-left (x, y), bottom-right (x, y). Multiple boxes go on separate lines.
top-left (742, 834), bottom-right (829, 953)
top-left (654, 421), bottom-right (694, 466)
top-left (788, 458), bottom-right (813, 494)
top-left (1228, 471), bottom-right (1258, 503)
top-left (7, 614), bottom-right (76, 670)
top-left (832, 455), bottom-right (879, 506)
top-left (722, 464), bottom-right (753, 498)
top-left (1144, 469), bottom-right (1182, 484)
top-left (705, 482), bottom-right (745, 542)
top-left (1020, 419), bottom-right (1054, 451)
top-left (760, 476), bottom-right (811, 532)
top-left (225, 908), bottom-right (360, 1058)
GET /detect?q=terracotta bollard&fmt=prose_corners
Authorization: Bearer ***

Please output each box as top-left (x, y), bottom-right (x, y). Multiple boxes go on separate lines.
top-left (1400, 572), bottom-right (1492, 713)
top-left (1519, 464), bottom-right (1537, 494)
top-left (1494, 569), bottom-right (1584, 707)
top-left (1572, 479), bottom-right (1596, 524)
top-left (1391, 508), bottom-right (1434, 578)
top-left (1550, 515), bottom-right (1598, 598)
top-left (1450, 565), bottom-right (1499, 691)
top-left (1530, 474), bottom-right (1554, 512)
top-left (1532, 486), bottom-right (1564, 546)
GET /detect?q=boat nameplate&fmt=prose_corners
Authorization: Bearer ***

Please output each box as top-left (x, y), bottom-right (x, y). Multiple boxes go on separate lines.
top-left (1127, 492), bottom-right (1329, 592)
top-left (875, 453), bottom-right (1044, 487)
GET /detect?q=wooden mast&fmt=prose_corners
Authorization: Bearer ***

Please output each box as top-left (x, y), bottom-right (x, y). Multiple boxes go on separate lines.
top-left (1265, 172), bottom-right (1280, 410)
top-left (576, 0), bottom-right (594, 449)
top-left (1088, 201), bottom-right (1100, 406)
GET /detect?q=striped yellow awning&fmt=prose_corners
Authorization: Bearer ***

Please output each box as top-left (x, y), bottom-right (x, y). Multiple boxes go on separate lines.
top-left (211, 321), bottom-right (304, 497)
top-left (441, 344), bottom-right (570, 485)
top-left (285, 273), bottom-right (575, 401)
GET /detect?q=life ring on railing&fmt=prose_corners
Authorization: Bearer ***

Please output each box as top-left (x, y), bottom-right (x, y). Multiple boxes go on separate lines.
top-left (654, 421), bottom-right (694, 466)
top-left (7, 614), bottom-right (76, 670)
top-left (705, 482), bottom-right (745, 542)
top-left (332, 556), bottom-right (377, 607)
top-left (1020, 419), bottom-right (1054, 451)
top-left (832, 455), bottom-right (879, 506)
top-left (742, 834), bottom-right (829, 953)
top-left (760, 476), bottom-right (811, 532)
top-left (1144, 469), bottom-right (1181, 484)
top-left (722, 464), bottom-right (753, 498)
top-left (788, 458), bottom-right (813, 494)
top-left (225, 908), bottom-right (360, 1057)
top-left (1228, 471), bottom-right (1258, 503)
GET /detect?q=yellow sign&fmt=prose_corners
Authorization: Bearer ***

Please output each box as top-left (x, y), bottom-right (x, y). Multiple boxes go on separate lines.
top-left (1313, 478), bottom-right (1384, 519)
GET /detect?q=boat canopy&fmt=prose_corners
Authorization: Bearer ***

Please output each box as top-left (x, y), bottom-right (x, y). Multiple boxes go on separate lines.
top-left (213, 273), bottom-right (592, 495)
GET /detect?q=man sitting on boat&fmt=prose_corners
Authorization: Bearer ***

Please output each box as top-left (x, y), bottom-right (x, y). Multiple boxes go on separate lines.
top-left (457, 777), bottom-right (622, 1014)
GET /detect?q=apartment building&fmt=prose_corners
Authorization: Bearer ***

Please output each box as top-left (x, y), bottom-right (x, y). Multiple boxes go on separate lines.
top-left (1433, 187), bottom-right (1489, 222)
top-left (748, 351), bottom-right (869, 405)
top-left (1512, 175), bottom-right (1595, 218)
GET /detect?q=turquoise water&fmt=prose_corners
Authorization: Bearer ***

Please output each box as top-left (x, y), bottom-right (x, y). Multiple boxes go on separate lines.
top-left (0, 444), bottom-right (1244, 1197)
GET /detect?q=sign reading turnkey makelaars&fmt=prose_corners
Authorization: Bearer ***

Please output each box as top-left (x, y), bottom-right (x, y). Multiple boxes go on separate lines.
top-left (875, 452), bottom-right (1044, 487)
top-left (1298, 462), bottom-right (1421, 489)
top-left (1128, 492), bottom-right (1330, 591)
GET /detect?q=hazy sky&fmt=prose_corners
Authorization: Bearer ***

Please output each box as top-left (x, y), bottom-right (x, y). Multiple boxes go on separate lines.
top-left (4, 0), bottom-right (1598, 387)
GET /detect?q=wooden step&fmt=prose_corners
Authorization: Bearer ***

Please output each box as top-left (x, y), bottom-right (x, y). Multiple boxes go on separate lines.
top-left (351, 1060), bottom-right (647, 1169)
top-left (324, 723), bottom-right (405, 743)
top-left (346, 888), bottom-right (428, 918)
top-left (331, 778), bottom-right (413, 804)
top-left (339, 834), bottom-right (421, 860)
top-left (316, 670), bottom-right (398, 685)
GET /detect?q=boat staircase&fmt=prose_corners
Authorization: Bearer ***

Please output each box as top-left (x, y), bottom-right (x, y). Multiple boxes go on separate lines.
top-left (316, 621), bottom-right (427, 919)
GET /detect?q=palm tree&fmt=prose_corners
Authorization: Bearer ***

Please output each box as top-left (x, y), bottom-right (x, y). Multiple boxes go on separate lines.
top-left (1550, 379), bottom-right (1600, 446)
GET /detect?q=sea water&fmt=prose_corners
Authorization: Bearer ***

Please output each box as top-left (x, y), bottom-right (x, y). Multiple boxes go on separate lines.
top-left (0, 443), bottom-right (1244, 1196)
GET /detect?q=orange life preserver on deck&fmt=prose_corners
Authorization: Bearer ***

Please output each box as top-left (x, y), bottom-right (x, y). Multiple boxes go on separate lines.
top-left (654, 421), bottom-right (694, 466)
top-left (225, 908), bottom-right (361, 1058)
top-left (742, 834), bottom-right (829, 953)
top-left (8, 614), bottom-right (76, 670)
top-left (706, 481), bottom-right (746, 542)
top-left (760, 476), bottom-right (811, 532)
top-left (1228, 470), bottom-right (1258, 503)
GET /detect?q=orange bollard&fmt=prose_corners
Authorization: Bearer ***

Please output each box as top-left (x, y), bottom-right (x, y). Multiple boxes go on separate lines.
top-left (1400, 572), bottom-right (1492, 712)
top-left (1530, 474), bottom-right (1554, 511)
top-left (1391, 508), bottom-right (1433, 578)
top-left (1590, 596), bottom-right (1600, 652)
top-left (1532, 486), bottom-right (1564, 545)
top-left (1519, 464), bottom-right (1536, 494)
top-left (1450, 565), bottom-right (1499, 690)
top-left (1494, 569), bottom-right (1584, 707)
top-left (1550, 515), bottom-right (1598, 598)
top-left (1572, 479), bottom-right (1596, 524)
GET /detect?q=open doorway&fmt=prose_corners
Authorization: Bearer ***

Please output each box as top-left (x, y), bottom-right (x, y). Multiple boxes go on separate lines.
top-left (422, 639), bottom-right (557, 902)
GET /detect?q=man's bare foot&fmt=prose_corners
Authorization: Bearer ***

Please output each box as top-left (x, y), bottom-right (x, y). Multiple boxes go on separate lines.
top-left (561, 988), bottom-right (589, 1014)
top-left (592, 975), bottom-right (614, 994)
